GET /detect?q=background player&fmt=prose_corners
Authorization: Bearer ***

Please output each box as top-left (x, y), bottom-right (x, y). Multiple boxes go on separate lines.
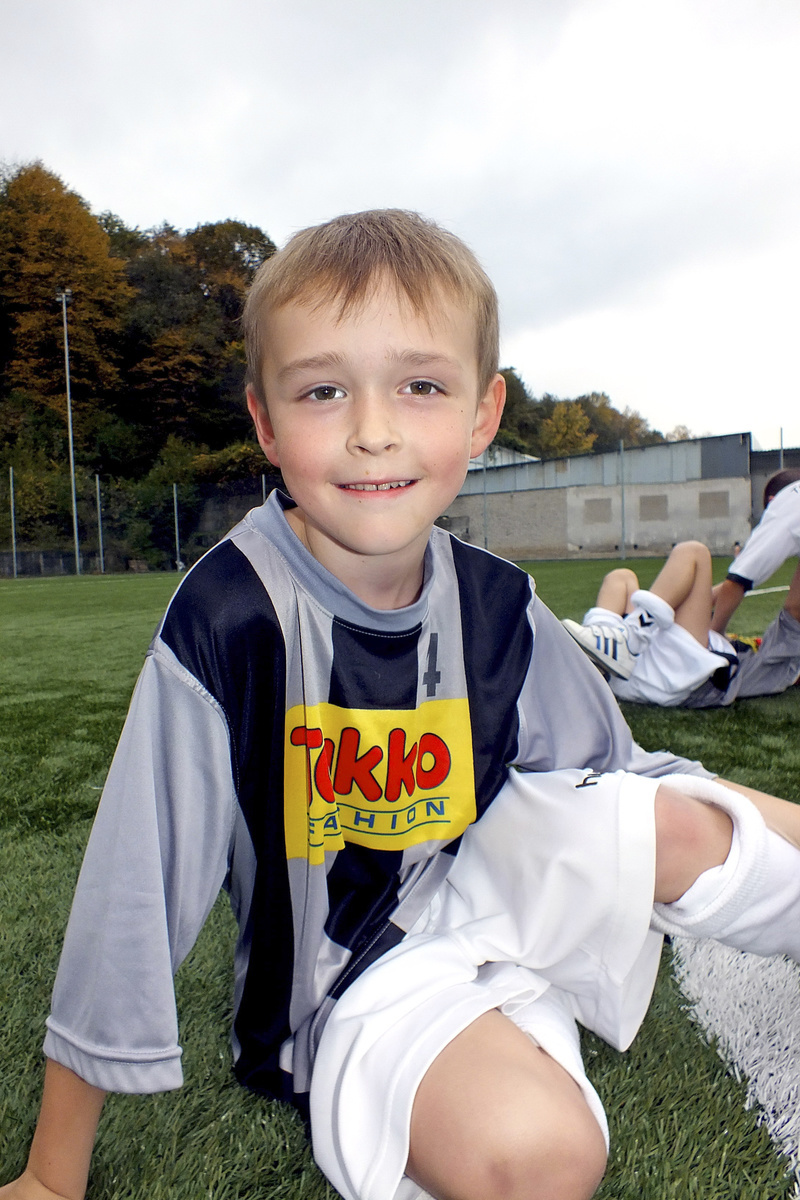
top-left (564, 524), bottom-right (800, 708)
top-left (712, 467), bottom-right (800, 635)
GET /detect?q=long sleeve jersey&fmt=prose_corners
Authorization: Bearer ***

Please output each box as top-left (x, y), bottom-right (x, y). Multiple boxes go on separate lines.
top-left (728, 479), bottom-right (800, 592)
top-left (44, 491), bottom-right (708, 1111)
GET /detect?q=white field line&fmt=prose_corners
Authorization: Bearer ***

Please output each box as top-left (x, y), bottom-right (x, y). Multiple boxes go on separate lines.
top-left (672, 938), bottom-right (800, 1189)
top-left (745, 585), bottom-right (791, 596)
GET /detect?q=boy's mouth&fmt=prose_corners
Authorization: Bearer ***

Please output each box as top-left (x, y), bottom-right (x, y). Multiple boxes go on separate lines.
top-left (339, 480), bottom-right (415, 492)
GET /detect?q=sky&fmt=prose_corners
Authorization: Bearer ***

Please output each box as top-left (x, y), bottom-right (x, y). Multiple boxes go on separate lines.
top-left (2, 0), bottom-right (799, 450)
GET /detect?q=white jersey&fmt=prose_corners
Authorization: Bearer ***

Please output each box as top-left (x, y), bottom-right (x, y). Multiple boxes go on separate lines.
top-left (729, 480), bottom-right (800, 591)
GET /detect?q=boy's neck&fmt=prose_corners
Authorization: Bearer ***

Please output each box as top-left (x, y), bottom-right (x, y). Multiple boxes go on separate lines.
top-left (285, 507), bottom-right (427, 610)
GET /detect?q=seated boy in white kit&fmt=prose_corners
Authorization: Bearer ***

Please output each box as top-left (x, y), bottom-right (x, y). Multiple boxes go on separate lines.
top-left (4, 211), bottom-right (800, 1200)
top-left (563, 504), bottom-right (800, 708)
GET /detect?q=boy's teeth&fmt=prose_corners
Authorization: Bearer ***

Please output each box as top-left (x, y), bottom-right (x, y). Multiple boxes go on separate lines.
top-left (346, 481), bottom-right (411, 491)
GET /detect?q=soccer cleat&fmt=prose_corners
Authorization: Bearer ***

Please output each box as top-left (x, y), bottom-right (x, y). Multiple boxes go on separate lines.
top-left (561, 618), bottom-right (635, 679)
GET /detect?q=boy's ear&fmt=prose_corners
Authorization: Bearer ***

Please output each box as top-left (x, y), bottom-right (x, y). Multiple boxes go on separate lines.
top-left (246, 385), bottom-right (281, 468)
top-left (470, 373), bottom-right (506, 459)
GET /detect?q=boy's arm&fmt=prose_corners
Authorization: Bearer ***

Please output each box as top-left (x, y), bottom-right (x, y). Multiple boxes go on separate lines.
top-left (1, 1061), bottom-right (105, 1200)
top-left (716, 778), bottom-right (800, 851)
top-left (710, 578), bottom-right (746, 634)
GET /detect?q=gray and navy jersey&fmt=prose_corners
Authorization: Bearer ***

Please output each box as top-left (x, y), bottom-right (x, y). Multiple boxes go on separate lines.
top-left (43, 491), bottom-right (706, 1108)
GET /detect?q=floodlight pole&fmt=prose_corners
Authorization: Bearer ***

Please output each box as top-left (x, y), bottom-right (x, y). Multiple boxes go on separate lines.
top-left (56, 287), bottom-right (80, 574)
top-left (173, 482), bottom-right (182, 571)
top-left (95, 473), bottom-right (105, 574)
top-left (9, 465), bottom-right (18, 579)
top-left (619, 439), bottom-right (626, 561)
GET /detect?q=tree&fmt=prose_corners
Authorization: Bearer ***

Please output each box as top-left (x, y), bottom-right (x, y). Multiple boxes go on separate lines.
top-left (118, 221), bottom-right (275, 457)
top-left (0, 164), bottom-right (132, 430)
top-left (666, 424), bottom-right (693, 442)
top-left (185, 220), bottom-right (276, 291)
top-left (97, 211), bottom-right (148, 260)
top-left (536, 400), bottom-right (597, 459)
top-left (496, 368), bottom-right (539, 454)
top-left (575, 392), bottom-right (664, 453)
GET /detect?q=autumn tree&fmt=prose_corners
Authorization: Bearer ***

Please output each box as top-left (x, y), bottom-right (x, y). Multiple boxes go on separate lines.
top-left (666, 424), bottom-right (693, 442)
top-left (118, 219), bottom-right (276, 456)
top-left (0, 163), bottom-right (132, 455)
top-left (536, 400), bottom-right (597, 458)
top-left (496, 368), bottom-right (541, 453)
top-left (575, 392), bottom-right (664, 453)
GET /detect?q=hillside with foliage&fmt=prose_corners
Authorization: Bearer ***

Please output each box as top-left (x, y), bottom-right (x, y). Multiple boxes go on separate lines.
top-left (0, 163), bottom-right (282, 566)
top-left (1, 162), bottom-right (672, 566)
top-left (498, 369), bottom-right (667, 460)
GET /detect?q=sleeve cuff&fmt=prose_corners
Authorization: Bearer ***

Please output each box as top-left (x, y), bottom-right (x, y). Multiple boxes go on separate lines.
top-left (43, 1021), bottom-right (184, 1094)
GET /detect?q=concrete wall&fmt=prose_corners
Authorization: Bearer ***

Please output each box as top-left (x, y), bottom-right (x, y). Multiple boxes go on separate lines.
top-left (442, 476), bottom-right (752, 561)
top-left (441, 486), bottom-right (568, 560)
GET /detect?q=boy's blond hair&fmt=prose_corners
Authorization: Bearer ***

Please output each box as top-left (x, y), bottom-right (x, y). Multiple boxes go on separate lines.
top-left (243, 209), bottom-right (499, 404)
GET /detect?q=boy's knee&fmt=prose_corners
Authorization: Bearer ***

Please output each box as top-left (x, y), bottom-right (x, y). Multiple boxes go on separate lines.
top-left (654, 783), bottom-right (733, 904)
top-left (603, 567), bottom-right (638, 589)
top-left (475, 1101), bottom-right (607, 1200)
top-left (671, 539), bottom-right (709, 559)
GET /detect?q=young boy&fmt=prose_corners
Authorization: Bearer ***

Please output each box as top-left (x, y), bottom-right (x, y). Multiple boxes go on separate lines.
top-left (4, 211), bottom-right (800, 1200)
top-left (711, 467), bottom-right (800, 636)
top-left (563, 485), bottom-right (800, 708)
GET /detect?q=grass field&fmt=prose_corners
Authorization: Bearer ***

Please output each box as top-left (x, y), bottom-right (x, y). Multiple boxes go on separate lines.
top-left (1, 560), bottom-right (799, 1198)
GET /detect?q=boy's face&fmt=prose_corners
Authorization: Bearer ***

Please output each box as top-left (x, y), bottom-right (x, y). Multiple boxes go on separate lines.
top-left (247, 282), bottom-right (504, 606)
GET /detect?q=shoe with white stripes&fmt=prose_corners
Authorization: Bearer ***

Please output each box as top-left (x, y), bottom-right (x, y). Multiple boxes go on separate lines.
top-left (561, 618), bottom-right (636, 680)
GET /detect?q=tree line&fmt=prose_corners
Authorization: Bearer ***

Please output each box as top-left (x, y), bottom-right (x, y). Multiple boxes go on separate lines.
top-left (0, 162), bottom-right (678, 566)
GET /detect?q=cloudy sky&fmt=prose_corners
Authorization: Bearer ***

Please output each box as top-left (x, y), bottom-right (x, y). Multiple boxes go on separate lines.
top-left (3, 0), bottom-right (799, 449)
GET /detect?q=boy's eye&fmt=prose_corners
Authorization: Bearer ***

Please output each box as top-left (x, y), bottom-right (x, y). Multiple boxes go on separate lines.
top-left (305, 385), bottom-right (345, 402)
top-left (404, 380), bottom-right (442, 396)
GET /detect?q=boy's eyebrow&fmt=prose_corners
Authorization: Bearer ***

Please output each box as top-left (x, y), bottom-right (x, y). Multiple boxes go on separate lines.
top-left (387, 350), bottom-right (463, 374)
top-left (277, 349), bottom-right (463, 383)
top-left (277, 352), bottom-right (348, 383)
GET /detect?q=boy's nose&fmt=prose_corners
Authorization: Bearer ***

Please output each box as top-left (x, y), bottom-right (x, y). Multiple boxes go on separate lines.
top-left (347, 393), bottom-right (399, 454)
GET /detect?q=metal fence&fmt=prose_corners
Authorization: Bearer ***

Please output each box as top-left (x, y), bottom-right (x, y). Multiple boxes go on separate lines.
top-left (1, 467), bottom-right (276, 578)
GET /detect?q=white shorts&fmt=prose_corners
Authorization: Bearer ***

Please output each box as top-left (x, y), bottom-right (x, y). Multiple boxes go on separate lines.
top-left (586, 608), bottom-right (733, 707)
top-left (309, 768), bottom-right (667, 1200)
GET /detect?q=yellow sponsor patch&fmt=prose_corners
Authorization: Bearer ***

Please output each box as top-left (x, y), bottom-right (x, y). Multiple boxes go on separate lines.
top-left (284, 699), bottom-right (476, 863)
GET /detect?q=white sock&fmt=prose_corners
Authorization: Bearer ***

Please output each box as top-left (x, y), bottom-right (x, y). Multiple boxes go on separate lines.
top-left (581, 606), bottom-right (626, 628)
top-left (629, 590), bottom-right (675, 629)
top-left (623, 590), bottom-right (675, 656)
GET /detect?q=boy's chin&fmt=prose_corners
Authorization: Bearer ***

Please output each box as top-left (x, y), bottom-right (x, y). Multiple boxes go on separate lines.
top-left (309, 520), bottom-right (434, 565)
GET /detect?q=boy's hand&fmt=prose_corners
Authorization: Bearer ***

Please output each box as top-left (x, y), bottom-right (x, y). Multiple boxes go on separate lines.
top-left (0, 1173), bottom-right (73, 1200)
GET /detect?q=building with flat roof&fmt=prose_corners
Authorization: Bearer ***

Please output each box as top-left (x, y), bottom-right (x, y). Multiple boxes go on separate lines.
top-left (442, 433), bottom-right (798, 561)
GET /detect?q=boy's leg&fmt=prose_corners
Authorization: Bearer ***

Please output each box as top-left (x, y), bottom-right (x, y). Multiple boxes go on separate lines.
top-left (648, 540), bottom-right (714, 645)
top-left (563, 542), bottom-right (715, 681)
top-left (560, 569), bottom-right (642, 678)
top-left (407, 1009), bottom-right (606, 1200)
top-left (652, 776), bottom-right (800, 960)
top-left (593, 567), bottom-right (640, 616)
top-left (310, 767), bottom-right (661, 1200)
top-left (785, 561), bottom-right (800, 622)
top-left (653, 782), bottom-right (733, 902)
